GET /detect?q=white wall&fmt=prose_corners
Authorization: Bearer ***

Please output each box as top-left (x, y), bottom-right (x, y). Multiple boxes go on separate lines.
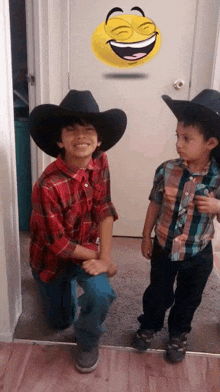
top-left (0, 0), bottom-right (21, 341)
top-left (190, 0), bottom-right (220, 97)
top-left (212, 8), bottom-right (220, 91)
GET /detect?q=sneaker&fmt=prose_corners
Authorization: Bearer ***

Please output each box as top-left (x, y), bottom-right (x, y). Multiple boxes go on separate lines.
top-left (165, 333), bottom-right (187, 363)
top-left (132, 329), bottom-right (155, 351)
top-left (76, 344), bottom-right (99, 373)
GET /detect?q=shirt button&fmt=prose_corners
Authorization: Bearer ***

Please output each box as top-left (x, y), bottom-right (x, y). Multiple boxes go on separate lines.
top-left (189, 176), bottom-right (193, 180)
top-left (185, 192), bottom-right (189, 196)
top-left (175, 238), bottom-right (178, 242)
top-left (178, 223), bottom-right (182, 227)
top-left (84, 183), bottom-right (88, 187)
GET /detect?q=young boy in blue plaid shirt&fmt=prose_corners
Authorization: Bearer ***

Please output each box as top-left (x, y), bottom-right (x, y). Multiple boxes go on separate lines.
top-left (133, 89), bottom-right (220, 363)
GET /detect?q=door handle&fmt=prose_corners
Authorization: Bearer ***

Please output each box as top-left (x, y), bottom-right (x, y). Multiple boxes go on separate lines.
top-left (173, 79), bottom-right (184, 90)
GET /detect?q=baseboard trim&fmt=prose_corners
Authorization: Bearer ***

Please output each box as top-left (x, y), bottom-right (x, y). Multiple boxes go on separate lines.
top-left (12, 338), bottom-right (220, 358)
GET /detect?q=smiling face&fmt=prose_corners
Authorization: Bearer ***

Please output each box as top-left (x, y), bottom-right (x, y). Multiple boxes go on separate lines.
top-left (91, 8), bottom-right (161, 68)
top-left (57, 123), bottom-right (101, 169)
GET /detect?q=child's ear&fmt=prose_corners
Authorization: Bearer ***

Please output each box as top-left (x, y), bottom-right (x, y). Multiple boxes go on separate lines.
top-left (57, 141), bottom-right (64, 149)
top-left (207, 137), bottom-right (219, 151)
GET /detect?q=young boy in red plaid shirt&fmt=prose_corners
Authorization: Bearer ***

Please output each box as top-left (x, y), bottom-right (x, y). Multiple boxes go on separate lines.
top-left (29, 90), bottom-right (127, 372)
top-left (132, 89), bottom-right (220, 363)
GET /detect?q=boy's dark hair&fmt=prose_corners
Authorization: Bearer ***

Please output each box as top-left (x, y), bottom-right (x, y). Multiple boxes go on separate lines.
top-left (52, 116), bottom-right (103, 158)
top-left (178, 106), bottom-right (220, 142)
top-left (52, 116), bottom-right (103, 143)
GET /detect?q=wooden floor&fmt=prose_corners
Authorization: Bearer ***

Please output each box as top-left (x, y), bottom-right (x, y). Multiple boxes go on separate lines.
top-left (0, 342), bottom-right (219, 392)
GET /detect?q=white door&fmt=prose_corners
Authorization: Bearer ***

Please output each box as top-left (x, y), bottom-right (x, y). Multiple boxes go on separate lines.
top-left (69, 0), bottom-right (198, 236)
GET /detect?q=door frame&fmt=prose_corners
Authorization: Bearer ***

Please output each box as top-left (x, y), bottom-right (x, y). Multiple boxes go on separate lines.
top-left (25, 0), bottom-right (37, 186)
top-left (0, 0), bottom-right (21, 342)
top-left (26, 0), bottom-right (70, 185)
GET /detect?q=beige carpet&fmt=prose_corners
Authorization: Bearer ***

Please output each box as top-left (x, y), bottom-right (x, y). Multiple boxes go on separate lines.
top-left (14, 232), bottom-right (220, 354)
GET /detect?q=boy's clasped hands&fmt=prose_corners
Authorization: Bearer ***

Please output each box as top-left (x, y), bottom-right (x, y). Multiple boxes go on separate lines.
top-left (82, 256), bottom-right (117, 277)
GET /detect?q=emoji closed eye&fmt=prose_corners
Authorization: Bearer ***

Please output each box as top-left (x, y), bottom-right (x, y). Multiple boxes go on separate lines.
top-left (105, 18), bottom-right (132, 40)
top-left (131, 16), bottom-right (156, 36)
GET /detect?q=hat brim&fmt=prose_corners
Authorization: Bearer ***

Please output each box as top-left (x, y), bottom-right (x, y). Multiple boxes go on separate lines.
top-left (162, 95), bottom-right (220, 126)
top-left (29, 104), bottom-right (127, 157)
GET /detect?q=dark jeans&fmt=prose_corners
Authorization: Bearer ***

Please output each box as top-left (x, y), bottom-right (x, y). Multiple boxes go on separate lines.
top-left (138, 238), bottom-right (213, 336)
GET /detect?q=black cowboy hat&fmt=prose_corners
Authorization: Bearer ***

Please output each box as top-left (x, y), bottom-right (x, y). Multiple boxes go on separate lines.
top-left (29, 90), bottom-right (127, 157)
top-left (162, 89), bottom-right (220, 128)
top-left (162, 89), bottom-right (220, 166)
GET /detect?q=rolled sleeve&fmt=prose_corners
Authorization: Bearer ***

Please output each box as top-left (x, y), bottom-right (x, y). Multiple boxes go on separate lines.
top-left (95, 202), bottom-right (118, 223)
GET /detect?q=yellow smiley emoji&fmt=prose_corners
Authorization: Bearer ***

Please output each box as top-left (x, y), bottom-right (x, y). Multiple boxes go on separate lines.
top-left (91, 6), bottom-right (161, 68)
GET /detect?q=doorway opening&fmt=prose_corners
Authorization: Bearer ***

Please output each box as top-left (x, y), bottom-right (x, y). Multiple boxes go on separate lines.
top-left (9, 0), bottom-right (32, 231)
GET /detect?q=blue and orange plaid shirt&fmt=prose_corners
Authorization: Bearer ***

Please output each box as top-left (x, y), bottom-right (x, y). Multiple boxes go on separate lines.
top-left (30, 152), bottom-right (118, 282)
top-left (150, 157), bottom-right (220, 261)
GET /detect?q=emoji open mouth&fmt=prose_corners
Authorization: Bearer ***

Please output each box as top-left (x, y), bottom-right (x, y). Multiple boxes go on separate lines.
top-left (108, 33), bottom-right (157, 61)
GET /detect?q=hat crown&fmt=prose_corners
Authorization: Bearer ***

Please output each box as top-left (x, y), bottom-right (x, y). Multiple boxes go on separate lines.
top-left (60, 90), bottom-right (100, 113)
top-left (191, 89), bottom-right (220, 116)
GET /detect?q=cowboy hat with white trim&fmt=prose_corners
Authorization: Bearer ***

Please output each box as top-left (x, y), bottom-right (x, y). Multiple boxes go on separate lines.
top-left (29, 90), bottom-right (127, 157)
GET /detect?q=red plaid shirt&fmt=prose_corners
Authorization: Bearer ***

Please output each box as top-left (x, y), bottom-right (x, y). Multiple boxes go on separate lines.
top-left (30, 152), bottom-right (118, 282)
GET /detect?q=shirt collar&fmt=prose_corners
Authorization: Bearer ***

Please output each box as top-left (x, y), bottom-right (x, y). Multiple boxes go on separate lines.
top-left (55, 154), bottom-right (100, 180)
top-left (178, 158), bottom-right (211, 176)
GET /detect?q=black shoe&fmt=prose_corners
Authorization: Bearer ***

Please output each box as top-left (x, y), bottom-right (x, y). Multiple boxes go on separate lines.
top-left (165, 333), bottom-right (187, 363)
top-left (76, 344), bottom-right (99, 373)
top-left (132, 329), bottom-right (155, 351)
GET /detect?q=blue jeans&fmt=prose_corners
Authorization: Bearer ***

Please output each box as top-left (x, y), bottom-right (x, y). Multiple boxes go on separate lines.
top-left (32, 264), bottom-right (116, 349)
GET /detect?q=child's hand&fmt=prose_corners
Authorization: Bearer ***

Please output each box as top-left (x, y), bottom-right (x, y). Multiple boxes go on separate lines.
top-left (82, 258), bottom-right (115, 276)
top-left (194, 195), bottom-right (220, 214)
top-left (141, 236), bottom-right (153, 259)
top-left (106, 263), bottom-right (117, 278)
